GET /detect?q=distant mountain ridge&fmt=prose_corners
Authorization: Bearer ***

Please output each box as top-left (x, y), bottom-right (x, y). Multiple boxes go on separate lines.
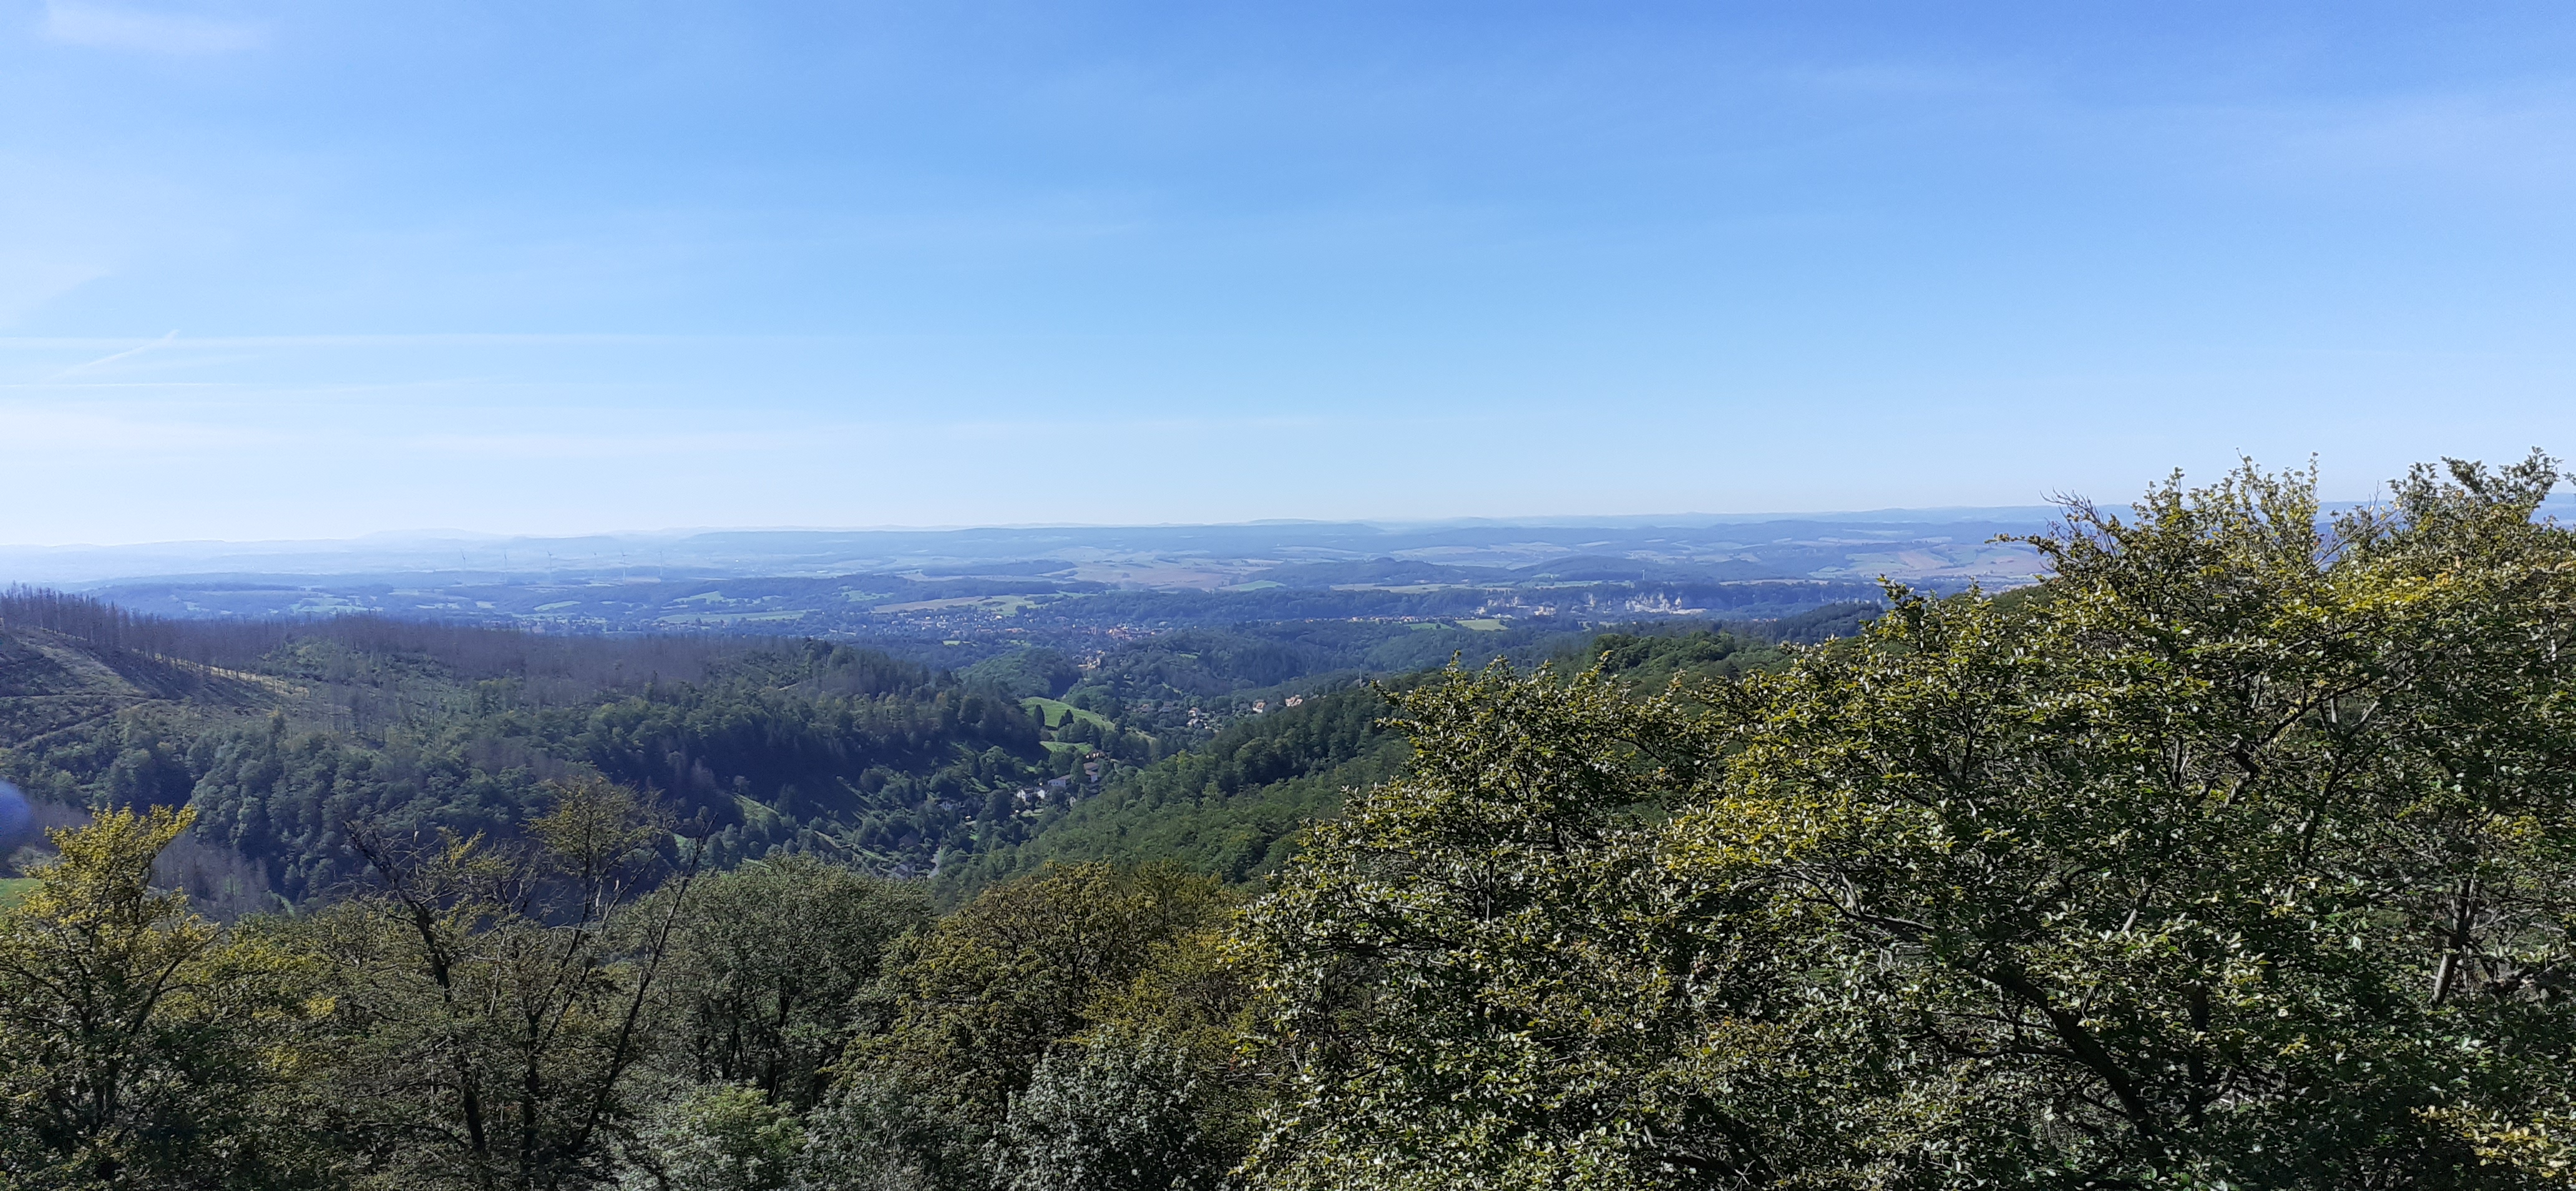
top-left (23, 491), bottom-right (2567, 587)
top-left (0, 510), bottom-right (2066, 586)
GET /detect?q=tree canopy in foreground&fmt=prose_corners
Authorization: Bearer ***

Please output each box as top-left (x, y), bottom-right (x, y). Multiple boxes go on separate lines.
top-left (1248, 455), bottom-right (2576, 1189)
top-left (5, 454), bottom-right (2574, 1190)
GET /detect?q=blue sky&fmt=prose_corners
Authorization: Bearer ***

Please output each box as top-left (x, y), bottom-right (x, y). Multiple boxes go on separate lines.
top-left (3, 1), bottom-right (2573, 543)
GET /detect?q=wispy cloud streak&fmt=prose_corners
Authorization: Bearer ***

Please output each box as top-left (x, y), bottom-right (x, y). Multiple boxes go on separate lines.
top-left (47, 330), bottom-right (176, 380)
top-left (41, 2), bottom-right (263, 55)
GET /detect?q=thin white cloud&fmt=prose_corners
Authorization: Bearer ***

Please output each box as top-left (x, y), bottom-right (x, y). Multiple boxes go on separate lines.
top-left (47, 330), bottom-right (176, 379)
top-left (2268, 86), bottom-right (2576, 188)
top-left (41, 2), bottom-right (263, 56)
top-left (401, 428), bottom-right (812, 459)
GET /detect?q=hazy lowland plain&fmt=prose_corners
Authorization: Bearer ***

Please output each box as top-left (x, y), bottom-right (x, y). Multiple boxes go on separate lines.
top-left (0, 511), bottom-right (2050, 634)
top-left (9, 464), bottom-right (2576, 1189)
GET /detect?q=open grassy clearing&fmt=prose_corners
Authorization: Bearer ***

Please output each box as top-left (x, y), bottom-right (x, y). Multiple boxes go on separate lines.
top-left (874, 595), bottom-right (1042, 615)
top-left (1022, 697), bottom-right (1113, 730)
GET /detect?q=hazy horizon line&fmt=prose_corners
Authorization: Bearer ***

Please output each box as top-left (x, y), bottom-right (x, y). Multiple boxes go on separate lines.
top-left (21, 490), bottom-right (2576, 554)
top-left (0, 504), bottom-right (2091, 554)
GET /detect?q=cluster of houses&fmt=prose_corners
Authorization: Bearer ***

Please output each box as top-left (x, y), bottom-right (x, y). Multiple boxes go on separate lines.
top-left (1002, 753), bottom-right (1108, 817)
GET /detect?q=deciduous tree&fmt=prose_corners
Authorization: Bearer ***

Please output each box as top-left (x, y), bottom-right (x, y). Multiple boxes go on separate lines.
top-left (0, 806), bottom-right (318, 1190)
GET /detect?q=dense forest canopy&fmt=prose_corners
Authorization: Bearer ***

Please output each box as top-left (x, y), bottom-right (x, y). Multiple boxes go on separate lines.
top-left (4, 454), bottom-right (2575, 1189)
top-left (1, 576), bottom-right (1853, 909)
top-left (0, 600), bottom-right (1056, 898)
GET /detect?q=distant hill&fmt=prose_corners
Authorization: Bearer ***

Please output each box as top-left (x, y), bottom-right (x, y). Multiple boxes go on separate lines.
top-left (935, 607), bottom-right (1868, 900)
top-left (4, 581), bottom-right (1887, 914)
top-left (1, 512), bottom-right (2059, 586)
top-left (1, 590), bottom-right (1047, 903)
top-left (1246, 559), bottom-right (1493, 587)
top-left (0, 622), bottom-right (278, 745)
top-left (0, 516), bottom-right (2030, 680)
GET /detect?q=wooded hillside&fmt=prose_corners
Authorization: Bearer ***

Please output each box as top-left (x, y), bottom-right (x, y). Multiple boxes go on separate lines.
top-left (9, 455), bottom-right (2572, 1189)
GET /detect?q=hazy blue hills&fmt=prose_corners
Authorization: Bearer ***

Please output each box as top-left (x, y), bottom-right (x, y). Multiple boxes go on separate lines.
top-left (1, 516), bottom-right (2047, 671)
top-left (2, 512), bottom-right (2053, 586)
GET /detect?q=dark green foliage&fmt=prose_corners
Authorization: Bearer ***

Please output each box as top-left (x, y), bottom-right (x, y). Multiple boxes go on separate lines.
top-left (0, 806), bottom-right (323, 1191)
top-left (808, 863), bottom-right (1241, 1188)
top-left (1239, 665), bottom-right (1796, 1190)
top-left (1054, 619), bottom-right (1601, 722)
top-left (561, 670), bottom-right (1040, 831)
top-left (944, 684), bottom-right (1406, 896)
top-left (185, 718), bottom-right (530, 902)
top-left (283, 777), bottom-right (692, 1191)
top-left (955, 649), bottom-right (1080, 700)
top-left (621, 1084), bottom-right (804, 1191)
top-left (653, 856), bottom-right (932, 1109)
top-left (1246, 454), bottom-right (2576, 1189)
top-left (1560, 604), bottom-right (1876, 692)
top-left (1666, 455), bottom-right (2576, 1186)
top-left (1742, 597), bottom-right (1881, 643)
top-left (957, 614), bottom-right (1860, 901)
top-left (4, 627), bottom-right (1048, 902)
top-left (987, 1027), bottom-right (1225, 1191)
top-left (852, 863), bottom-right (1231, 1115)
top-left (793, 1067), bottom-right (982, 1191)
top-left (1579, 627), bottom-right (1779, 690)
top-left (1067, 629), bottom-right (1328, 702)
top-left (37, 454), bottom-right (2576, 1190)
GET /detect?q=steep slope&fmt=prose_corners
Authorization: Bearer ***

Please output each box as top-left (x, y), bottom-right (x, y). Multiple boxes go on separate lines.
top-left (0, 625), bottom-right (280, 747)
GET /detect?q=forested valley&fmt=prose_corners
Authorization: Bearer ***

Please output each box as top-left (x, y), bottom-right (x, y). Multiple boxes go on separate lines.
top-left (6, 456), bottom-right (2576, 1189)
